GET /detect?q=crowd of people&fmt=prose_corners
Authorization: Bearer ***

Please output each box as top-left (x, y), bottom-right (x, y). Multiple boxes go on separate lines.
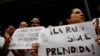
top-left (0, 7), bottom-right (100, 56)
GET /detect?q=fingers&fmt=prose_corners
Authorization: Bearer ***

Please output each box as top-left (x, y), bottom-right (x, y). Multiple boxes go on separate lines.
top-left (30, 50), bottom-right (38, 56)
top-left (96, 37), bottom-right (100, 41)
top-left (96, 18), bottom-right (99, 32)
top-left (30, 43), bottom-right (39, 56)
top-left (32, 43), bottom-right (39, 48)
top-left (95, 36), bottom-right (100, 45)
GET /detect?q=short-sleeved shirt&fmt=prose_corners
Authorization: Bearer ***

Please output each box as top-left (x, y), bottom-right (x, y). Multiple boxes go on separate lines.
top-left (0, 36), bottom-right (5, 48)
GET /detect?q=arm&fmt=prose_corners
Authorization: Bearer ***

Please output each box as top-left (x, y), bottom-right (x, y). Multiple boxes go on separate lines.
top-left (93, 18), bottom-right (100, 45)
top-left (0, 27), bottom-right (12, 56)
top-left (11, 49), bottom-right (21, 56)
top-left (4, 26), bottom-right (21, 56)
top-left (0, 39), bottom-right (9, 56)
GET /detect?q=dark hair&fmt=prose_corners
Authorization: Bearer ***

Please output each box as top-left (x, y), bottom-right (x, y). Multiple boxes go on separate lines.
top-left (30, 17), bottom-right (40, 23)
top-left (0, 24), bottom-right (5, 36)
top-left (96, 5), bottom-right (100, 17)
top-left (63, 7), bottom-right (82, 25)
top-left (65, 7), bottom-right (81, 19)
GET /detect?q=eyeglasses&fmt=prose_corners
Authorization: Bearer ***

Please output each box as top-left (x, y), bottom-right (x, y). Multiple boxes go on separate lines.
top-left (30, 21), bottom-right (40, 24)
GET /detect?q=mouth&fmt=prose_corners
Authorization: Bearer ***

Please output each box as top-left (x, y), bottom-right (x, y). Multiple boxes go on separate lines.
top-left (80, 16), bottom-right (85, 20)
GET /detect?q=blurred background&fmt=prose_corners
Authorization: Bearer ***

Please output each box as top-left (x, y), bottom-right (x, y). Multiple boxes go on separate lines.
top-left (0, 0), bottom-right (99, 28)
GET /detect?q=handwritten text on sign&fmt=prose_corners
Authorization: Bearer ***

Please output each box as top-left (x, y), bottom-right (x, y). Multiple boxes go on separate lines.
top-left (9, 26), bottom-right (44, 49)
top-left (41, 21), bottom-right (96, 36)
top-left (38, 21), bottom-right (100, 56)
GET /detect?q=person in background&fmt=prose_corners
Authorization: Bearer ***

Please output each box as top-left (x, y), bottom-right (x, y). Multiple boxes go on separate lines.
top-left (59, 20), bottom-right (63, 26)
top-left (18, 21), bottom-right (29, 56)
top-left (2, 21), bottom-right (29, 56)
top-left (92, 5), bottom-right (100, 34)
top-left (24, 17), bottom-right (41, 56)
top-left (0, 24), bottom-right (5, 51)
top-left (19, 21), bottom-right (28, 28)
top-left (1, 25), bottom-right (21, 56)
top-left (30, 17), bottom-right (41, 27)
top-left (30, 7), bottom-right (100, 56)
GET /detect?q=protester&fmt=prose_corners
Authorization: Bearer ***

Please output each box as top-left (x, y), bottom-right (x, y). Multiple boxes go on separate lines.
top-left (0, 25), bottom-right (21, 56)
top-left (0, 24), bottom-right (5, 53)
top-left (30, 17), bottom-right (41, 27)
top-left (30, 7), bottom-right (100, 56)
top-left (92, 5), bottom-right (100, 34)
top-left (19, 21), bottom-right (28, 28)
top-left (18, 21), bottom-right (29, 56)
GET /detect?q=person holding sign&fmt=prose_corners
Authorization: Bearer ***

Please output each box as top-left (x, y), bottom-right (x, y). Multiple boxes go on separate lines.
top-left (18, 21), bottom-right (29, 56)
top-left (65, 7), bottom-right (100, 45)
top-left (92, 5), bottom-right (100, 35)
top-left (30, 7), bottom-right (100, 56)
top-left (0, 25), bottom-right (21, 56)
top-left (93, 18), bottom-right (100, 45)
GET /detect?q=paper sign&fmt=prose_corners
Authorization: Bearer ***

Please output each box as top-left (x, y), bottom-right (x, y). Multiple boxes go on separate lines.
top-left (38, 21), bottom-right (100, 56)
top-left (39, 21), bottom-right (96, 36)
top-left (9, 26), bottom-right (45, 49)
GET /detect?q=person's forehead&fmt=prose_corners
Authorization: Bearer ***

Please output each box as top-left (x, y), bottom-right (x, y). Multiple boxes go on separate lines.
top-left (32, 18), bottom-right (39, 21)
top-left (20, 22), bottom-right (27, 25)
top-left (72, 8), bottom-right (82, 13)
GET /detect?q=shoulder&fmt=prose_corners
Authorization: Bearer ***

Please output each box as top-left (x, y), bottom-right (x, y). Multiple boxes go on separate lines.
top-left (0, 37), bottom-right (5, 47)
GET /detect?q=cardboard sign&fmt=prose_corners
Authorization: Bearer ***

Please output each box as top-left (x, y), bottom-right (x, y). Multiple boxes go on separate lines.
top-left (38, 21), bottom-right (100, 56)
top-left (9, 26), bottom-right (45, 49)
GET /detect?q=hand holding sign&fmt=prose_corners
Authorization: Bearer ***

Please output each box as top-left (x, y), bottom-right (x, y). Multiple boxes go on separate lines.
top-left (30, 42), bottom-right (39, 56)
top-left (95, 36), bottom-right (100, 45)
top-left (93, 18), bottom-right (100, 46)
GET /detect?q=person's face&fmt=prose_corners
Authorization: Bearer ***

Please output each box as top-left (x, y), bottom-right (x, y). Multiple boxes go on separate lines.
top-left (19, 22), bottom-right (28, 28)
top-left (67, 8), bottom-right (85, 24)
top-left (31, 17), bottom-right (40, 27)
top-left (31, 22), bottom-right (40, 27)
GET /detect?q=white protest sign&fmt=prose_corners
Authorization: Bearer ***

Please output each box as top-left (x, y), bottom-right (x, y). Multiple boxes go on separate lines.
top-left (9, 26), bottom-right (45, 49)
top-left (0, 36), bottom-right (5, 47)
top-left (39, 21), bottom-right (96, 36)
top-left (38, 21), bottom-right (100, 56)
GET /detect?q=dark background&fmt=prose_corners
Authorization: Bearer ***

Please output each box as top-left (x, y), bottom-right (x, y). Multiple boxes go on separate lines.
top-left (0, 0), bottom-right (99, 28)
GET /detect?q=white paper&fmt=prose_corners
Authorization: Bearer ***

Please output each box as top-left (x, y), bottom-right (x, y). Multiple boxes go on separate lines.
top-left (38, 21), bottom-right (100, 56)
top-left (9, 26), bottom-right (45, 49)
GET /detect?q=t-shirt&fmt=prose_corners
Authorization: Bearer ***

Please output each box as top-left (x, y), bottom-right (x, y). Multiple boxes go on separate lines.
top-left (0, 36), bottom-right (5, 48)
top-left (7, 51), bottom-right (14, 56)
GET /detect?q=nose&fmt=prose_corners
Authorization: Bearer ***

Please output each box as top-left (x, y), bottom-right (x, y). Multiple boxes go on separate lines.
top-left (80, 13), bottom-right (84, 16)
